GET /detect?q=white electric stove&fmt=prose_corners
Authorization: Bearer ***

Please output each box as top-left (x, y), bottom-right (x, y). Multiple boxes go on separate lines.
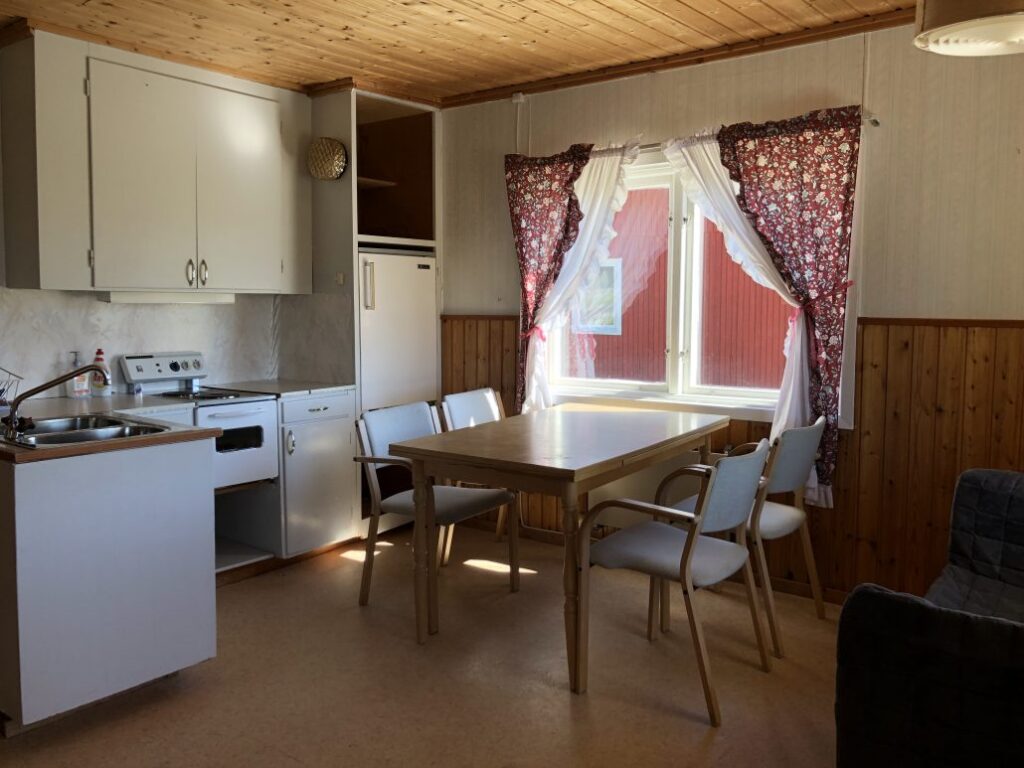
top-left (120, 351), bottom-right (279, 489)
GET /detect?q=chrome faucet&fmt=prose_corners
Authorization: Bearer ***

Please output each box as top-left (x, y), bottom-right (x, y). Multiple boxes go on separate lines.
top-left (2, 365), bottom-right (111, 441)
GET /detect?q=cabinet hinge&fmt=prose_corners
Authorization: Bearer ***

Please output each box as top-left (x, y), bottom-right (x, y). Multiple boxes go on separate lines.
top-left (87, 249), bottom-right (95, 268)
top-left (84, 78), bottom-right (90, 97)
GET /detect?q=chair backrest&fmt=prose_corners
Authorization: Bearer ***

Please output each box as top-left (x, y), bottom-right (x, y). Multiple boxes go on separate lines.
top-left (949, 469), bottom-right (1024, 584)
top-left (698, 440), bottom-right (769, 534)
top-left (765, 416), bottom-right (826, 494)
top-left (360, 400), bottom-right (440, 461)
top-left (441, 388), bottom-right (503, 430)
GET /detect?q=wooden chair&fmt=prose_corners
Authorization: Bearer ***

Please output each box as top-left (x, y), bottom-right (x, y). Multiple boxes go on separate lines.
top-left (579, 441), bottom-right (772, 727)
top-left (440, 388), bottom-right (516, 545)
top-left (355, 401), bottom-right (520, 606)
top-left (742, 416), bottom-right (828, 658)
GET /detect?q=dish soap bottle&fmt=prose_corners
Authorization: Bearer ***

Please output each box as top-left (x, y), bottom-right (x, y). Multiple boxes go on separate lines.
top-left (65, 351), bottom-right (91, 398)
top-left (90, 348), bottom-right (112, 397)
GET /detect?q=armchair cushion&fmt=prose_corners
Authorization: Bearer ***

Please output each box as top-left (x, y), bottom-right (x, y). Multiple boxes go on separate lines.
top-left (925, 564), bottom-right (1024, 623)
top-left (590, 520), bottom-right (749, 587)
top-left (380, 486), bottom-right (514, 526)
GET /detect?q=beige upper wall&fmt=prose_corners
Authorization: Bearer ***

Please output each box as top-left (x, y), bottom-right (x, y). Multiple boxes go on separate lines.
top-left (441, 26), bottom-right (1024, 320)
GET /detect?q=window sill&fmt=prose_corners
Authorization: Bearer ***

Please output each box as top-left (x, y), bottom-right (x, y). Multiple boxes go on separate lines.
top-left (551, 386), bottom-right (776, 424)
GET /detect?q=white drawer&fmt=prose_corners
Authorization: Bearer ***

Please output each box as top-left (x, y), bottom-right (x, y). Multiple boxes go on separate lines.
top-left (281, 391), bottom-right (354, 424)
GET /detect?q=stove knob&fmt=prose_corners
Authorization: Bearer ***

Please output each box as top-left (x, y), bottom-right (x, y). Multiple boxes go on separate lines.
top-left (169, 361), bottom-right (180, 372)
top-left (181, 361), bottom-right (190, 371)
top-left (193, 359), bottom-right (202, 370)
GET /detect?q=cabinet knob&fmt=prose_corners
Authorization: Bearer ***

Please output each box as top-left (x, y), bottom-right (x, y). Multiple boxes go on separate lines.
top-left (286, 430), bottom-right (297, 455)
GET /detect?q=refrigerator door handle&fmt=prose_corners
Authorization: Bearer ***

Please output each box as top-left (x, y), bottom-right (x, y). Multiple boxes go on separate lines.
top-left (364, 261), bottom-right (375, 310)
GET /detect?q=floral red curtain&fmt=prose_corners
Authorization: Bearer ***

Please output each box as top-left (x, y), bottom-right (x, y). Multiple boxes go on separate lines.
top-left (718, 106), bottom-right (862, 495)
top-left (505, 144), bottom-right (592, 413)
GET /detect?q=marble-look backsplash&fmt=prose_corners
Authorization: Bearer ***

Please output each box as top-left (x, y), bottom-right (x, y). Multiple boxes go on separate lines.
top-left (0, 287), bottom-right (279, 393)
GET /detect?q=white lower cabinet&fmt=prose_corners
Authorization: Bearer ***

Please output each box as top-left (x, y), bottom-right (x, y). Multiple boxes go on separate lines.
top-left (281, 392), bottom-right (357, 557)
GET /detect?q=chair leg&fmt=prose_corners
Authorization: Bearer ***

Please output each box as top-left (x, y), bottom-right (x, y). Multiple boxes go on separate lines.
top-left (739, 559), bottom-right (772, 673)
top-left (647, 577), bottom-right (658, 641)
top-left (358, 513), bottom-right (380, 607)
top-left (507, 503), bottom-right (520, 593)
top-left (752, 533), bottom-right (784, 658)
top-left (682, 585), bottom-right (721, 727)
top-left (660, 578), bottom-right (671, 633)
top-left (441, 525), bottom-right (455, 567)
top-left (495, 504), bottom-right (508, 541)
top-left (799, 521), bottom-right (826, 620)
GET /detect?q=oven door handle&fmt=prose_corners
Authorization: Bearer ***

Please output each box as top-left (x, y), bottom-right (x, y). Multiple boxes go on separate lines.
top-left (204, 409), bottom-right (267, 420)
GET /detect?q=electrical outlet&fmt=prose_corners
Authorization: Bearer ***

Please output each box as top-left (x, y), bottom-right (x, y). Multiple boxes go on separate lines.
top-left (335, 272), bottom-right (345, 286)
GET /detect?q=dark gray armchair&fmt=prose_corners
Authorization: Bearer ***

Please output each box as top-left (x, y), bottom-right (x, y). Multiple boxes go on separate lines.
top-left (836, 469), bottom-right (1024, 767)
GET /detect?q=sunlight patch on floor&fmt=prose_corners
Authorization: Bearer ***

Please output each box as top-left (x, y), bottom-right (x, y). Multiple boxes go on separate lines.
top-left (464, 559), bottom-right (538, 575)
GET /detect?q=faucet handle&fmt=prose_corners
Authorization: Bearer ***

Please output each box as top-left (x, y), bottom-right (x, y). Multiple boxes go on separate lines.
top-left (1, 415), bottom-right (34, 432)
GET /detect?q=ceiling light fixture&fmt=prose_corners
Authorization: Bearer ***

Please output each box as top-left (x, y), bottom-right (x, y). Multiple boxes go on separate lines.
top-left (915, 0), bottom-right (1024, 56)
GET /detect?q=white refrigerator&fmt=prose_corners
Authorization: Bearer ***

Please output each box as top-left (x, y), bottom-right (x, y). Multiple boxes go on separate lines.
top-left (358, 249), bottom-right (439, 412)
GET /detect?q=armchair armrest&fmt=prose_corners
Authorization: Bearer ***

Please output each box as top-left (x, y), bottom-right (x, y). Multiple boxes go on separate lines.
top-left (353, 455), bottom-right (413, 469)
top-left (728, 442), bottom-right (763, 457)
top-left (654, 463), bottom-right (715, 506)
top-left (836, 583), bottom-right (1024, 767)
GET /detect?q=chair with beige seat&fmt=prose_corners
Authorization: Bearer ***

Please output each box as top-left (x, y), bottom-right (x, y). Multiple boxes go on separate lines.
top-left (440, 388), bottom-right (515, 549)
top-left (355, 401), bottom-right (520, 607)
top-left (579, 440), bottom-right (772, 727)
top-left (743, 416), bottom-right (827, 658)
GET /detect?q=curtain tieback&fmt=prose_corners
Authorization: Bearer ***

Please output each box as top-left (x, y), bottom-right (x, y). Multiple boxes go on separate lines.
top-left (789, 280), bottom-right (855, 363)
top-left (522, 325), bottom-right (547, 342)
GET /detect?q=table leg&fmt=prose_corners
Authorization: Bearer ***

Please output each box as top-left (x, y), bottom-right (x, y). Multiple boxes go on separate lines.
top-left (700, 435), bottom-right (712, 464)
top-left (576, 493), bottom-right (591, 694)
top-left (426, 480), bottom-right (439, 635)
top-left (411, 461), bottom-right (430, 644)
top-left (561, 486), bottom-right (581, 693)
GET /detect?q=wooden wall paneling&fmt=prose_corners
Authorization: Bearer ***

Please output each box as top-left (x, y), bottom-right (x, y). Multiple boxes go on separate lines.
top-left (462, 319), bottom-right (478, 391)
top-left (929, 326), bottom-right (968, 584)
top-left (501, 321), bottom-right (516, 415)
top-left (904, 325), bottom-right (940, 596)
top-left (877, 324), bottom-right (914, 588)
top-left (961, 327), bottom-right (997, 471)
top-left (990, 328), bottom-right (1024, 470)
top-left (854, 323), bottom-right (888, 586)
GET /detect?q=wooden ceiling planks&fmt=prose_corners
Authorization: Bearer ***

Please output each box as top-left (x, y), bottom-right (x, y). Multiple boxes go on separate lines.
top-left (0, 0), bottom-right (917, 105)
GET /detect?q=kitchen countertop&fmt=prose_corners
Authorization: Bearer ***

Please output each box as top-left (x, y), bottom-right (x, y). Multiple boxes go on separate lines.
top-left (0, 396), bottom-right (221, 464)
top-left (215, 379), bottom-right (354, 397)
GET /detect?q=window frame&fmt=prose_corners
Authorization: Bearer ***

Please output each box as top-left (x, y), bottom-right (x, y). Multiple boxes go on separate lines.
top-left (547, 161), bottom-right (782, 405)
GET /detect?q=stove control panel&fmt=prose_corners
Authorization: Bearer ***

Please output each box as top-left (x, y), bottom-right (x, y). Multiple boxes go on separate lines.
top-left (121, 352), bottom-right (207, 384)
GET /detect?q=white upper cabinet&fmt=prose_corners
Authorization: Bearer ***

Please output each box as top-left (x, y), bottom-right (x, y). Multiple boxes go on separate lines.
top-left (0, 34), bottom-right (92, 290)
top-left (0, 31), bottom-right (311, 297)
top-left (90, 60), bottom-right (199, 291)
top-left (196, 85), bottom-right (283, 292)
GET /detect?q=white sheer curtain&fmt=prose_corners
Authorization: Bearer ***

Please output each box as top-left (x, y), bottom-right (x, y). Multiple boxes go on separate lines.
top-left (663, 134), bottom-right (823, 503)
top-left (521, 139), bottom-right (640, 412)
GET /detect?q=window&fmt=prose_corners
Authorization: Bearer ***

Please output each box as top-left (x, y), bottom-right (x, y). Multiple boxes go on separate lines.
top-left (550, 162), bottom-right (790, 402)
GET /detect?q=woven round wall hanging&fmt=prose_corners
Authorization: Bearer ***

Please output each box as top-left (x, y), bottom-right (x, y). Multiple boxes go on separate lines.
top-left (307, 137), bottom-right (348, 180)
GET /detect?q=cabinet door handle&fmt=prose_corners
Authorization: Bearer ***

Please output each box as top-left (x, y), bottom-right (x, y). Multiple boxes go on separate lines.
top-left (186, 259), bottom-right (196, 287)
top-left (308, 406), bottom-right (329, 413)
top-left (199, 259), bottom-right (209, 286)
top-left (286, 430), bottom-right (297, 455)
top-left (363, 261), bottom-right (375, 310)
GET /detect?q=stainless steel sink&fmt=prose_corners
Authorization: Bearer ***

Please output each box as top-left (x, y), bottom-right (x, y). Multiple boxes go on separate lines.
top-left (17, 424), bottom-right (168, 447)
top-left (23, 416), bottom-right (130, 434)
top-left (9, 418), bottom-right (170, 448)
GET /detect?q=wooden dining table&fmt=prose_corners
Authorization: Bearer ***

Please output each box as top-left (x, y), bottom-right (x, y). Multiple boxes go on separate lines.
top-left (389, 402), bottom-right (730, 693)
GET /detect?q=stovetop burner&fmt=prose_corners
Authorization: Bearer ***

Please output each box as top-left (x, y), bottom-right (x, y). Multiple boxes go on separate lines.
top-left (157, 389), bottom-right (242, 402)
